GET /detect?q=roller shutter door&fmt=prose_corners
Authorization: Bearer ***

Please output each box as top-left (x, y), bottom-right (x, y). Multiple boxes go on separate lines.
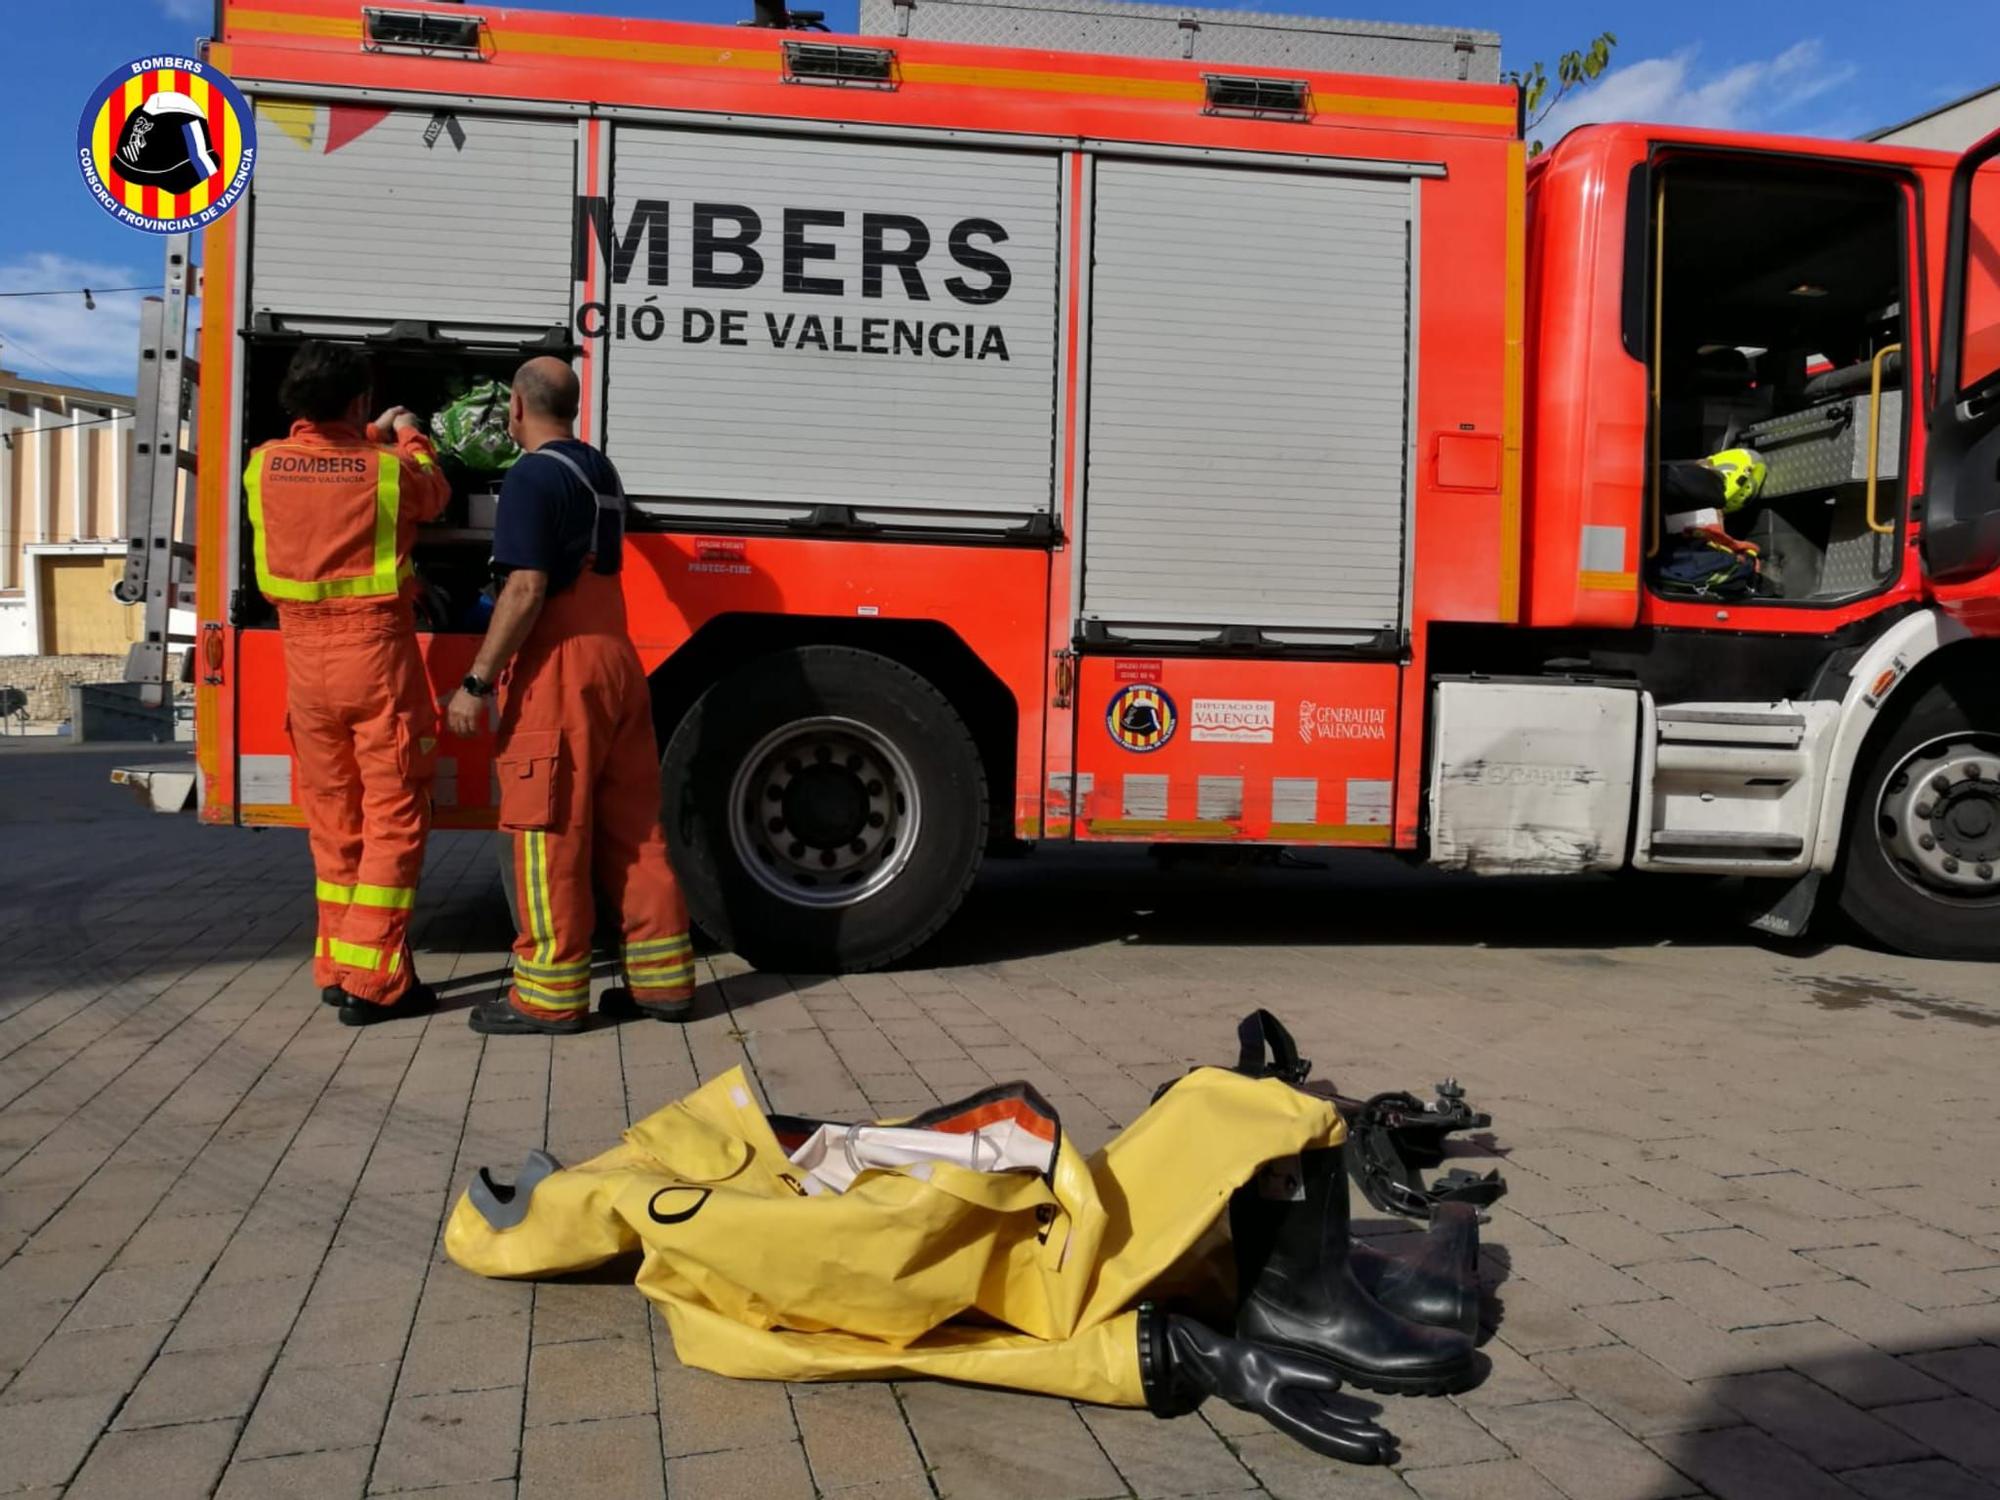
top-left (603, 128), bottom-right (1059, 519)
top-left (1082, 160), bottom-right (1414, 637)
top-left (249, 105), bottom-right (575, 329)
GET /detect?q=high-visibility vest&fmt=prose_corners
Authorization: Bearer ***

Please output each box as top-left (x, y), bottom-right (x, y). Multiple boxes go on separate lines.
top-left (246, 442), bottom-right (416, 603)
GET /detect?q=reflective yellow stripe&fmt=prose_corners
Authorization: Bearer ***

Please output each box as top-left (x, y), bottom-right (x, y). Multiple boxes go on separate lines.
top-left (513, 970), bottom-right (590, 994)
top-left (316, 880), bottom-right (355, 905)
top-left (329, 938), bottom-right (383, 970)
top-left (629, 967), bottom-right (693, 986)
top-left (525, 831), bottom-right (554, 967)
top-left (248, 448), bottom-right (404, 602)
top-left (625, 935), bottom-right (691, 956)
top-left (246, 454), bottom-right (278, 598)
top-left (353, 883), bottom-right (415, 910)
top-left (514, 959), bottom-right (591, 982)
top-left (372, 450), bottom-right (400, 595)
top-left (514, 975), bottom-right (589, 1005)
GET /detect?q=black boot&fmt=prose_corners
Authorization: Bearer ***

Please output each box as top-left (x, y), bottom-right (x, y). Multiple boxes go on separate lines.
top-left (321, 985), bottom-right (345, 1007)
top-left (1350, 1203), bottom-right (1484, 1341)
top-left (1136, 1305), bottom-right (1395, 1465)
top-left (1234, 1146), bottom-right (1477, 1396)
top-left (1235, 1181), bottom-right (1484, 1342)
top-left (337, 984), bottom-right (437, 1027)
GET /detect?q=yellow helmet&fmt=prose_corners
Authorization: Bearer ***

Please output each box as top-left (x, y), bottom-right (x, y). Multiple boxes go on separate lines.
top-left (1704, 447), bottom-right (1768, 512)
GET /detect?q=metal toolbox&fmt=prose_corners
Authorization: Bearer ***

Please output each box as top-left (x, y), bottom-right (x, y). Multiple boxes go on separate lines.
top-left (1739, 390), bottom-right (1902, 500)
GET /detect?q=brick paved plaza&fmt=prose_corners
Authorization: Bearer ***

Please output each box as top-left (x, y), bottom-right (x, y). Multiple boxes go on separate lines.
top-left (4, 742), bottom-right (1999, 1499)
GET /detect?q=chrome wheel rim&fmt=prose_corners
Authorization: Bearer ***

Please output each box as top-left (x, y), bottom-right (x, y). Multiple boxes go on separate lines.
top-left (1876, 732), bottom-right (2000, 898)
top-left (728, 716), bottom-right (921, 908)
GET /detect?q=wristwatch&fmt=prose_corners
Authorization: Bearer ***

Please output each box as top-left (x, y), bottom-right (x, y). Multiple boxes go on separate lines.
top-left (461, 673), bottom-right (493, 699)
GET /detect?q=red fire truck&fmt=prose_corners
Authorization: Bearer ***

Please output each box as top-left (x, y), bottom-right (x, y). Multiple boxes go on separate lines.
top-left (122, 0), bottom-right (2000, 969)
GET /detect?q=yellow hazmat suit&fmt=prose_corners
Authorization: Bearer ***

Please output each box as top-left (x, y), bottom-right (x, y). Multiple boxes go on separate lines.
top-left (445, 1063), bottom-right (1344, 1406)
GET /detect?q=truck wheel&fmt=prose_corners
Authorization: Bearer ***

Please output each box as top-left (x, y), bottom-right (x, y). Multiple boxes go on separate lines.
top-left (1834, 676), bottom-right (2000, 961)
top-left (661, 646), bottom-right (988, 973)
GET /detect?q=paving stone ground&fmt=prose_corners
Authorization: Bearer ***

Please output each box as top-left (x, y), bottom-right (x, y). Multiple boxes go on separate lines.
top-left (4, 741), bottom-right (2000, 1500)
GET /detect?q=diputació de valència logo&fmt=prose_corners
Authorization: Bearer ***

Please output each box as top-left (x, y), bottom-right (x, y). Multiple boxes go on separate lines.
top-left (77, 55), bottom-right (257, 233)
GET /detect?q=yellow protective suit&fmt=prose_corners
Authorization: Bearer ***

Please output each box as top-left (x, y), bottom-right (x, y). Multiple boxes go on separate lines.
top-left (444, 1064), bottom-right (1344, 1406)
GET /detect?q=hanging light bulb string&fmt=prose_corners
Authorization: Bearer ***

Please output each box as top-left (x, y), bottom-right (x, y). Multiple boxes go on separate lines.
top-left (0, 284), bottom-right (163, 306)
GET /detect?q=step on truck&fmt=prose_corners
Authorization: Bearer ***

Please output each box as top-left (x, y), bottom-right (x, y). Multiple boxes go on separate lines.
top-left (124, 0), bottom-right (2000, 967)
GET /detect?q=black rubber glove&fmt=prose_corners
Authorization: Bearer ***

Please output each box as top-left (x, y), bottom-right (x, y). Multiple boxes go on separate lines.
top-left (1139, 1306), bottom-right (1396, 1466)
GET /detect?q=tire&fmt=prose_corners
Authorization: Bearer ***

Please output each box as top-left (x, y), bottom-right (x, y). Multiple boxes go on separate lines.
top-left (1833, 673), bottom-right (2000, 961)
top-left (661, 646), bottom-right (988, 973)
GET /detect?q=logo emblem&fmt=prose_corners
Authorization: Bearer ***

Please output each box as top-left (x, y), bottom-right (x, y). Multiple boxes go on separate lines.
top-left (1107, 685), bottom-right (1177, 753)
top-left (77, 56), bottom-right (256, 233)
top-left (1190, 698), bottom-right (1275, 744)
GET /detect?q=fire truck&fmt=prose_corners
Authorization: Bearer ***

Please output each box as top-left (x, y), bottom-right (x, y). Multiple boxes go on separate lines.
top-left (119, 0), bottom-right (2000, 970)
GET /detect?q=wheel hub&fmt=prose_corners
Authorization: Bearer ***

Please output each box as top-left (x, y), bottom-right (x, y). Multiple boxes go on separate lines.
top-left (782, 762), bottom-right (870, 848)
top-left (1877, 734), bottom-right (2000, 895)
top-left (729, 717), bottom-right (920, 908)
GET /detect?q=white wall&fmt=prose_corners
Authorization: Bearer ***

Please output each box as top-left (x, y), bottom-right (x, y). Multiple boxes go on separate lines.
top-left (1874, 87), bottom-right (2000, 151)
top-left (0, 597), bottom-right (33, 655)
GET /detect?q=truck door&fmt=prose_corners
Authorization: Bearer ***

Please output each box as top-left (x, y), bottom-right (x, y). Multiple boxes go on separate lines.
top-left (1924, 126), bottom-right (2000, 589)
top-left (1060, 159), bottom-right (1417, 844)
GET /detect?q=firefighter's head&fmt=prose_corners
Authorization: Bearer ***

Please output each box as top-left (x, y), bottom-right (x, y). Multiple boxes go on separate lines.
top-left (510, 356), bottom-right (580, 443)
top-left (279, 341), bottom-right (373, 426)
top-left (113, 92), bottom-right (222, 197)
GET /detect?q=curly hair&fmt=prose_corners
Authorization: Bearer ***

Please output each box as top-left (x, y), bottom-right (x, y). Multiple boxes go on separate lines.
top-left (278, 341), bottom-right (372, 422)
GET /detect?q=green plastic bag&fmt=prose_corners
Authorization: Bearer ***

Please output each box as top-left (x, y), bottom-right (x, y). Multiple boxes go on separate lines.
top-left (430, 380), bottom-right (521, 473)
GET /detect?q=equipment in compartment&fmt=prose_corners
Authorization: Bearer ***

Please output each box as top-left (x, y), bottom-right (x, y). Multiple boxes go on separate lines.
top-left (234, 324), bottom-right (571, 633)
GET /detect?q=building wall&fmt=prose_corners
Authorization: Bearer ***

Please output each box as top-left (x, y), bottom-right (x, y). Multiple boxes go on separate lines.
top-left (1872, 86), bottom-right (2000, 151)
top-left (0, 389), bottom-right (137, 654)
top-left (0, 652), bottom-right (186, 724)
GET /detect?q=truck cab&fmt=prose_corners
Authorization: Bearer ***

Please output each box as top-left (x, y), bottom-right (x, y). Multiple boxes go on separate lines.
top-left (1422, 122), bottom-right (2000, 956)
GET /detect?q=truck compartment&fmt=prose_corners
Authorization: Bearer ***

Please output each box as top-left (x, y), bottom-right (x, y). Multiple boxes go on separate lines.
top-left (234, 328), bottom-right (567, 635)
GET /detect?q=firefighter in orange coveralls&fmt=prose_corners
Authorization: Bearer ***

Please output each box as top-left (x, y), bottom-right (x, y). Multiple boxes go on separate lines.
top-left (446, 358), bottom-right (693, 1034)
top-left (247, 341), bottom-right (452, 1025)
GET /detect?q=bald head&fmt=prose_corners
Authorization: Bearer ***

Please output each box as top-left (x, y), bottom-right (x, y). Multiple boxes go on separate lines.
top-left (512, 357), bottom-right (580, 426)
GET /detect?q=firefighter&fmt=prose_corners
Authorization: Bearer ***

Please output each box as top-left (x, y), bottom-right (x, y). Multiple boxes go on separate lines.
top-left (447, 357), bottom-right (693, 1035)
top-left (247, 341), bottom-right (452, 1024)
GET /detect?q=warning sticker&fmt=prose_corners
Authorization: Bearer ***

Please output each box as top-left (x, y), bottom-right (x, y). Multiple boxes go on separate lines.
top-left (1191, 699), bottom-right (1274, 744)
top-left (1114, 659), bottom-right (1164, 683)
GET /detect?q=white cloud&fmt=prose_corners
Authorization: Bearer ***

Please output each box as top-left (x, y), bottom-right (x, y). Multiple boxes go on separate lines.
top-left (1536, 39), bottom-right (1858, 146)
top-left (0, 253), bottom-right (152, 390)
top-left (158, 0), bottom-right (210, 22)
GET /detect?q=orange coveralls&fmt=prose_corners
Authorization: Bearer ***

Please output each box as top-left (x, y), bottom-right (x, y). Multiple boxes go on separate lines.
top-left (247, 419), bottom-right (451, 1004)
top-left (496, 565), bottom-right (692, 1020)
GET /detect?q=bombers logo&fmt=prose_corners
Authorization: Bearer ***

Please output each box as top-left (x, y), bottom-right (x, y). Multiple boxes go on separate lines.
top-left (77, 56), bottom-right (256, 234)
top-left (1106, 685), bottom-right (1177, 754)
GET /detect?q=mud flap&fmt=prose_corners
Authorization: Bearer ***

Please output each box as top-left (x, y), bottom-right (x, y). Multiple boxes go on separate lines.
top-left (1746, 869), bottom-right (1821, 940)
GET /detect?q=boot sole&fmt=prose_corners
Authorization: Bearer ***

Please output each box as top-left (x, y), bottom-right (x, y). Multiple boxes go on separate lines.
top-left (468, 1010), bottom-right (586, 1036)
top-left (1258, 1336), bottom-right (1478, 1398)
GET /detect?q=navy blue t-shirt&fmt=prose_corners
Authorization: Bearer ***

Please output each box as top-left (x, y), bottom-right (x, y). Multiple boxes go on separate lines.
top-left (490, 439), bottom-right (625, 594)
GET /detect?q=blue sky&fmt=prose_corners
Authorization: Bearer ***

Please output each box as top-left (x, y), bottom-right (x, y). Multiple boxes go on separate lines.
top-left (4, 0), bottom-right (1995, 392)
